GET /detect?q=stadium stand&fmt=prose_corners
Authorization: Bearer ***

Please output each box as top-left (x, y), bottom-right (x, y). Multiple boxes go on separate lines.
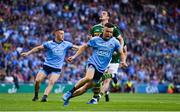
top-left (0, 0), bottom-right (179, 92)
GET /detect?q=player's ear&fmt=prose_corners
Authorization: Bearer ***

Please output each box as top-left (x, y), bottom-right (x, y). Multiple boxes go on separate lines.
top-left (102, 28), bottom-right (104, 32)
top-left (53, 31), bottom-right (57, 36)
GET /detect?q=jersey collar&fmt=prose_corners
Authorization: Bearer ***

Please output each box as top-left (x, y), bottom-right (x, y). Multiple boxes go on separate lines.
top-left (100, 34), bottom-right (112, 41)
top-left (53, 39), bottom-right (63, 44)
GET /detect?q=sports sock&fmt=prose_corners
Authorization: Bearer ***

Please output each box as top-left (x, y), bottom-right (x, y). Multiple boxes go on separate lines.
top-left (102, 73), bottom-right (113, 81)
top-left (35, 92), bottom-right (38, 98)
top-left (100, 92), bottom-right (103, 96)
top-left (112, 74), bottom-right (118, 84)
top-left (34, 81), bottom-right (40, 98)
top-left (93, 86), bottom-right (101, 101)
top-left (69, 87), bottom-right (76, 93)
top-left (105, 91), bottom-right (109, 95)
top-left (105, 91), bottom-right (110, 102)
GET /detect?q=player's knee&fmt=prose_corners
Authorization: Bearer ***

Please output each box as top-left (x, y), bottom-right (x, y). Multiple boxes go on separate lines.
top-left (48, 80), bottom-right (55, 85)
top-left (35, 78), bottom-right (41, 82)
top-left (104, 79), bottom-right (110, 84)
top-left (35, 75), bottom-right (44, 82)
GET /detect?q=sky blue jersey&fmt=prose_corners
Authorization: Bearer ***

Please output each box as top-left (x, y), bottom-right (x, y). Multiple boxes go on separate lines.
top-left (43, 40), bottom-right (73, 69)
top-left (87, 36), bottom-right (121, 73)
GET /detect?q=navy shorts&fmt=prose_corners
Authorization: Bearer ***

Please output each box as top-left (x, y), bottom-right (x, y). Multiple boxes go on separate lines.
top-left (87, 64), bottom-right (103, 83)
top-left (39, 65), bottom-right (61, 76)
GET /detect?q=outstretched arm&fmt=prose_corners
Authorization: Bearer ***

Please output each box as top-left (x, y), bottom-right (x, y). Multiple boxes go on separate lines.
top-left (119, 48), bottom-right (128, 68)
top-left (71, 45), bottom-right (80, 51)
top-left (117, 34), bottom-right (124, 47)
top-left (67, 44), bottom-right (88, 62)
top-left (118, 34), bottom-right (127, 62)
top-left (21, 45), bottom-right (44, 57)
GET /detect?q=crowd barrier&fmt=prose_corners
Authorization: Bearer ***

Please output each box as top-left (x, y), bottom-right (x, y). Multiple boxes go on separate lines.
top-left (0, 83), bottom-right (168, 93)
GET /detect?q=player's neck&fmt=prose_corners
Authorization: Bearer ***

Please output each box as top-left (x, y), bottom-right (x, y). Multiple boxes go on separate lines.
top-left (54, 38), bottom-right (63, 44)
top-left (102, 34), bottom-right (111, 41)
top-left (102, 20), bottom-right (108, 26)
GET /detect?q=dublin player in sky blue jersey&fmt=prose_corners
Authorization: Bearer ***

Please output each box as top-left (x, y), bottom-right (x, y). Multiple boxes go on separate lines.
top-left (21, 29), bottom-right (79, 102)
top-left (88, 10), bottom-right (128, 104)
top-left (62, 23), bottom-right (127, 106)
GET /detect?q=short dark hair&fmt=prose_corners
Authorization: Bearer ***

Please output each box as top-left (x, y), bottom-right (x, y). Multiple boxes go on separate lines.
top-left (55, 29), bottom-right (63, 32)
top-left (53, 29), bottom-right (63, 34)
top-left (104, 23), bottom-right (114, 28)
top-left (102, 10), bottom-right (110, 17)
top-left (106, 11), bottom-right (110, 17)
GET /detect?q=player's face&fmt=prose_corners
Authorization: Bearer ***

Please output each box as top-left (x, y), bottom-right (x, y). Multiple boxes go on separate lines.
top-left (103, 27), bottom-right (113, 39)
top-left (55, 30), bottom-right (64, 41)
top-left (99, 11), bottom-right (109, 21)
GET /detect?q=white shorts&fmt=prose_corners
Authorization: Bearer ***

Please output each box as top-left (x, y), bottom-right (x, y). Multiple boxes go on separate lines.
top-left (107, 63), bottom-right (119, 74)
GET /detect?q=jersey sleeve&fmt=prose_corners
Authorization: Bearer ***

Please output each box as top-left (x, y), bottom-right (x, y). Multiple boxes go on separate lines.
top-left (113, 25), bottom-right (127, 46)
top-left (122, 34), bottom-right (127, 46)
top-left (66, 41), bottom-right (73, 49)
top-left (87, 37), bottom-right (96, 47)
top-left (114, 39), bottom-right (122, 52)
top-left (113, 26), bottom-right (122, 37)
top-left (43, 41), bottom-right (50, 49)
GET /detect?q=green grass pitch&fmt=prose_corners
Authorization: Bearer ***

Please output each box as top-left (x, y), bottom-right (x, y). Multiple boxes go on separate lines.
top-left (0, 93), bottom-right (180, 111)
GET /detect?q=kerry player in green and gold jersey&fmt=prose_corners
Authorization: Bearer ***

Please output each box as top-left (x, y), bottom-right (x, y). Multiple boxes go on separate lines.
top-left (87, 10), bottom-right (127, 104)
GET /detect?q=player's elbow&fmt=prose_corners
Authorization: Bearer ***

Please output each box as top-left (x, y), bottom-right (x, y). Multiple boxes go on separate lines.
top-left (72, 45), bottom-right (80, 51)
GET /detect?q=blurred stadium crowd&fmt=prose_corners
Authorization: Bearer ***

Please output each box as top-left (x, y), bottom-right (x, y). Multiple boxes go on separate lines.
top-left (0, 0), bottom-right (179, 91)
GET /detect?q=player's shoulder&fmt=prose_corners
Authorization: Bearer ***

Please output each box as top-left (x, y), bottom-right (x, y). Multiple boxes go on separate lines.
top-left (92, 36), bottom-right (101, 40)
top-left (89, 36), bottom-right (102, 42)
top-left (111, 37), bottom-right (119, 43)
top-left (92, 23), bottom-right (103, 28)
top-left (112, 24), bottom-right (120, 30)
top-left (43, 40), bottom-right (53, 48)
top-left (47, 40), bottom-right (53, 42)
top-left (44, 40), bottom-right (53, 44)
top-left (63, 40), bottom-right (73, 45)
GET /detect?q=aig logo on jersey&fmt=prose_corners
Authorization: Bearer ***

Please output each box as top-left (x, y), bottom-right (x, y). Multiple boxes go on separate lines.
top-left (96, 50), bottom-right (110, 57)
top-left (53, 49), bottom-right (63, 55)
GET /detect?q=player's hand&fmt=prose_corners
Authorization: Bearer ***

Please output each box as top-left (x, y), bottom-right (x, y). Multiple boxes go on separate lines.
top-left (120, 62), bottom-right (128, 68)
top-left (67, 56), bottom-right (75, 62)
top-left (21, 52), bottom-right (29, 57)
